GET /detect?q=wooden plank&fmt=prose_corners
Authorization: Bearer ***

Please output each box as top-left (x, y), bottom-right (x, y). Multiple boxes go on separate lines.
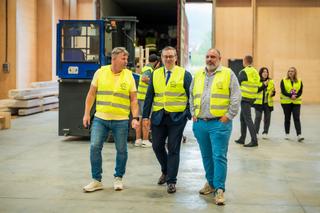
top-left (8, 87), bottom-right (58, 100)
top-left (18, 103), bottom-right (59, 116)
top-left (30, 81), bottom-right (58, 88)
top-left (8, 96), bottom-right (58, 108)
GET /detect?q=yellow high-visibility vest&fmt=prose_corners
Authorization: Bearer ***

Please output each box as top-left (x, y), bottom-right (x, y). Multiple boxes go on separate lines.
top-left (193, 67), bottom-right (231, 117)
top-left (137, 65), bottom-right (153, 101)
top-left (280, 78), bottom-right (302, 104)
top-left (240, 66), bottom-right (260, 99)
top-left (254, 79), bottom-right (275, 107)
top-left (152, 66), bottom-right (187, 112)
top-left (96, 65), bottom-right (132, 117)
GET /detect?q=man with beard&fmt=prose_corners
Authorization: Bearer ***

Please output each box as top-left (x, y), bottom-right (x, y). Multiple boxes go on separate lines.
top-left (190, 48), bottom-right (241, 205)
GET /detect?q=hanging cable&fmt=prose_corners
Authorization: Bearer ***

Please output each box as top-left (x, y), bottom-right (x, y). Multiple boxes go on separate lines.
top-left (5, 0), bottom-right (8, 62)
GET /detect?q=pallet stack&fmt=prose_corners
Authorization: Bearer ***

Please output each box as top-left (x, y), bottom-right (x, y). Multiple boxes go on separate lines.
top-left (6, 81), bottom-right (59, 116)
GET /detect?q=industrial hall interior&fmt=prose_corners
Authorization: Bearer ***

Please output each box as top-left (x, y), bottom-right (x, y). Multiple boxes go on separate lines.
top-left (0, 0), bottom-right (320, 212)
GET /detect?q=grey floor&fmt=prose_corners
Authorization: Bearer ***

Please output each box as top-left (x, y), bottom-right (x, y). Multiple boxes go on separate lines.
top-left (0, 104), bottom-right (319, 213)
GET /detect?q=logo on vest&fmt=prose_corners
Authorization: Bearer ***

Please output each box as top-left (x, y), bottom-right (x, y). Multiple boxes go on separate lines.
top-left (120, 83), bottom-right (127, 90)
top-left (169, 81), bottom-right (177, 88)
top-left (217, 81), bottom-right (223, 89)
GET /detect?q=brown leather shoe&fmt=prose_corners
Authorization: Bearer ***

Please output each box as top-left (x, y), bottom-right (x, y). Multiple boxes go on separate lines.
top-left (167, 183), bottom-right (176, 193)
top-left (157, 174), bottom-right (166, 185)
top-left (199, 182), bottom-right (214, 195)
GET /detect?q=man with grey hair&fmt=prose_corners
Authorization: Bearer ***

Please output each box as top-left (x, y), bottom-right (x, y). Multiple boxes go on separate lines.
top-left (190, 48), bottom-right (241, 205)
top-left (83, 47), bottom-right (139, 192)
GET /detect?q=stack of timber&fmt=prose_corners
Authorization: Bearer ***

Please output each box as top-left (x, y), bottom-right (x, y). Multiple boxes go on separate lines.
top-left (0, 99), bottom-right (17, 114)
top-left (0, 112), bottom-right (11, 130)
top-left (7, 81), bottom-right (59, 116)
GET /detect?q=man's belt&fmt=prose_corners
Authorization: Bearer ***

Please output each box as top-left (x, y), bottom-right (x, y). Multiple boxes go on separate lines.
top-left (198, 117), bottom-right (221, 121)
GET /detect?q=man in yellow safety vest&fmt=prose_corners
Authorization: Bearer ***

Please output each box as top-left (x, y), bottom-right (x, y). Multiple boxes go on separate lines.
top-left (142, 46), bottom-right (192, 194)
top-left (82, 47), bottom-right (139, 192)
top-left (190, 48), bottom-right (241, 205)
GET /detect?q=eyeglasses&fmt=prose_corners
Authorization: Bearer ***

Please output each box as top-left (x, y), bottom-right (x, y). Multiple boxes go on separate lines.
top-left (162, 55), bottom-right (175, 59)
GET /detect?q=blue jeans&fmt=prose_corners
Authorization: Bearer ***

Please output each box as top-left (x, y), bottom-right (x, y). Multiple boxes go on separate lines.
top-left (192, 119), bottom-right (232, 191)
top-left (90, 117), bottom-right (129, 181)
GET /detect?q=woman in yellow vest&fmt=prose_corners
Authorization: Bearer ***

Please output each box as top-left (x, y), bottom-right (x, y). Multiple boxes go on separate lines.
top-left (253, 67), bottom-right (275, 139)
top-left (280, 67), bottom-right (304, 142)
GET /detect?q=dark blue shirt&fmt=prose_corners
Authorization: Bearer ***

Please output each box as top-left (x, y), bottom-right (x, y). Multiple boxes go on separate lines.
top-left (142, 67), bottom-right (192, 126)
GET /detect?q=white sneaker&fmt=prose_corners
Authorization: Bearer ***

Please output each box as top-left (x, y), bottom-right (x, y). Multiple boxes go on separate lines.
top-left (262, 133), bottom-right (268, 139)
top-left (141, 140), bottom-right (152, 148)
top-left (134, 139), bottom-right (142, 147)
top-left (83, 180), bottom-right (103, 192)
top-left (114, 177), bottom-right (124, 191)
top-left (297, 135), bottom-right (304, 142)
top-left (285, 134), bottom-right (290, 140)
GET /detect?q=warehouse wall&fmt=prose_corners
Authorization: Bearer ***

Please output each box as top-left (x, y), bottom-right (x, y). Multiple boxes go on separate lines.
top-left (16, 0), bottom-right (37, 89)
top-left (0, 0), bottom-right (95, 99)
top-left (215, 0), bottom-right (253, 66)
top-left (0, 0), bottom-right (16, 99)
top-left (214, 0), bottom-right (320, 103)
top-left (255, 0), bottom-right (320, 103)
top-left (78, 0), bottom-right (95, 19)
top-left (37, 0), bottom-right (52, 82)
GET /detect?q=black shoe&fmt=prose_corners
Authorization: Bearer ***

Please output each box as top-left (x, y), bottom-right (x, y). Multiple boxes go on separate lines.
top-left (235, 138), bottom-right (245, 144)
top-left (157, 174), bottom-right (166, 185)
top-left (167, 183), bottom-right (176, 194)
top-left (244, 141), bottom-right (258, 147)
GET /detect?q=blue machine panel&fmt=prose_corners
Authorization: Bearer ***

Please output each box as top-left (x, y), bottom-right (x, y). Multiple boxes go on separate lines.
top-left (56, 20), bottom-right (105, 79)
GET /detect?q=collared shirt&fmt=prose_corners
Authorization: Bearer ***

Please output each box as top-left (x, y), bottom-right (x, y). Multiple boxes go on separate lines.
top-left (189, 65), bottom-right (241, 120)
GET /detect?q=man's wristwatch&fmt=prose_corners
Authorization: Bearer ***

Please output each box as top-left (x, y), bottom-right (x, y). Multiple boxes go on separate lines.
top-left (132, 117), bottom-right (139, 121)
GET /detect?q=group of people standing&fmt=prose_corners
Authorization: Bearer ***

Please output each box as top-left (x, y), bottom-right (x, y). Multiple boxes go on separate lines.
top-left (81, 46), bottom-right (304, 206)
top-left (235, 57), bottom-right (304, 147)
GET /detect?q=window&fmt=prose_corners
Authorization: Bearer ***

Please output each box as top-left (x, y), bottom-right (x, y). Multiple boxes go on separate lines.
top-left (61, 22), bottom-right (100, 62)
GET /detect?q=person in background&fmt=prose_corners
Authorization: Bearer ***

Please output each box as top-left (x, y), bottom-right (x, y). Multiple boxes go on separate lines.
top-left (82, 47), bottom-right (139, 192)
top-left (135, 54), bottom-right (160, 147)
top-left (253, 67), bottom-right (275, 139)
top-left (142, 46), bottom-right (192, 194)
top-left (190, 48), bottom-right (241, 205)
top-left (280, 67), bottom-right (304, 142)
top-left (235, 55), bottom-right (260, 147)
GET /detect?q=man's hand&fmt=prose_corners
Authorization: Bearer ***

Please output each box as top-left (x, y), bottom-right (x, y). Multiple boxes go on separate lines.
top-left (192, 116), bottom-right (197, 122)
top-left (291, 95), bottom-right (297, 100)
top-left (142, 119), bottom-right (150, 129)
top-left (219, 115), bottom-right (229, 123)
top-left (131, 119), bottom-right (140, 129)
top-left (83, 114), bottom-right (91, 128)
top-left (141, 76), bottom-right (150, 84)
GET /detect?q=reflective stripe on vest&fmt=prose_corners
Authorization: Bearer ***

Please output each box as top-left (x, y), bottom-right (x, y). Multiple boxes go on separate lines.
top-left (240, 66), bottom-right (260, 99)
top-left (152, 66), bottom-right (187, 112)
top-left (280, 78), bottom-right (302, 104)
top-left (137, 65), bottom-right (153, 100)
top-left (254, 79), bottom-right (275, 107)
top-left (193, 67), bottom-right (231, 117)
top-left (96, 65), bottom-right (132, 116)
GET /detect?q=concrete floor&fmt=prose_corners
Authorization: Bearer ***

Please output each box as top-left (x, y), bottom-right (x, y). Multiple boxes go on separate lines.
top-left (0, 104), bottom-right (320, 213)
